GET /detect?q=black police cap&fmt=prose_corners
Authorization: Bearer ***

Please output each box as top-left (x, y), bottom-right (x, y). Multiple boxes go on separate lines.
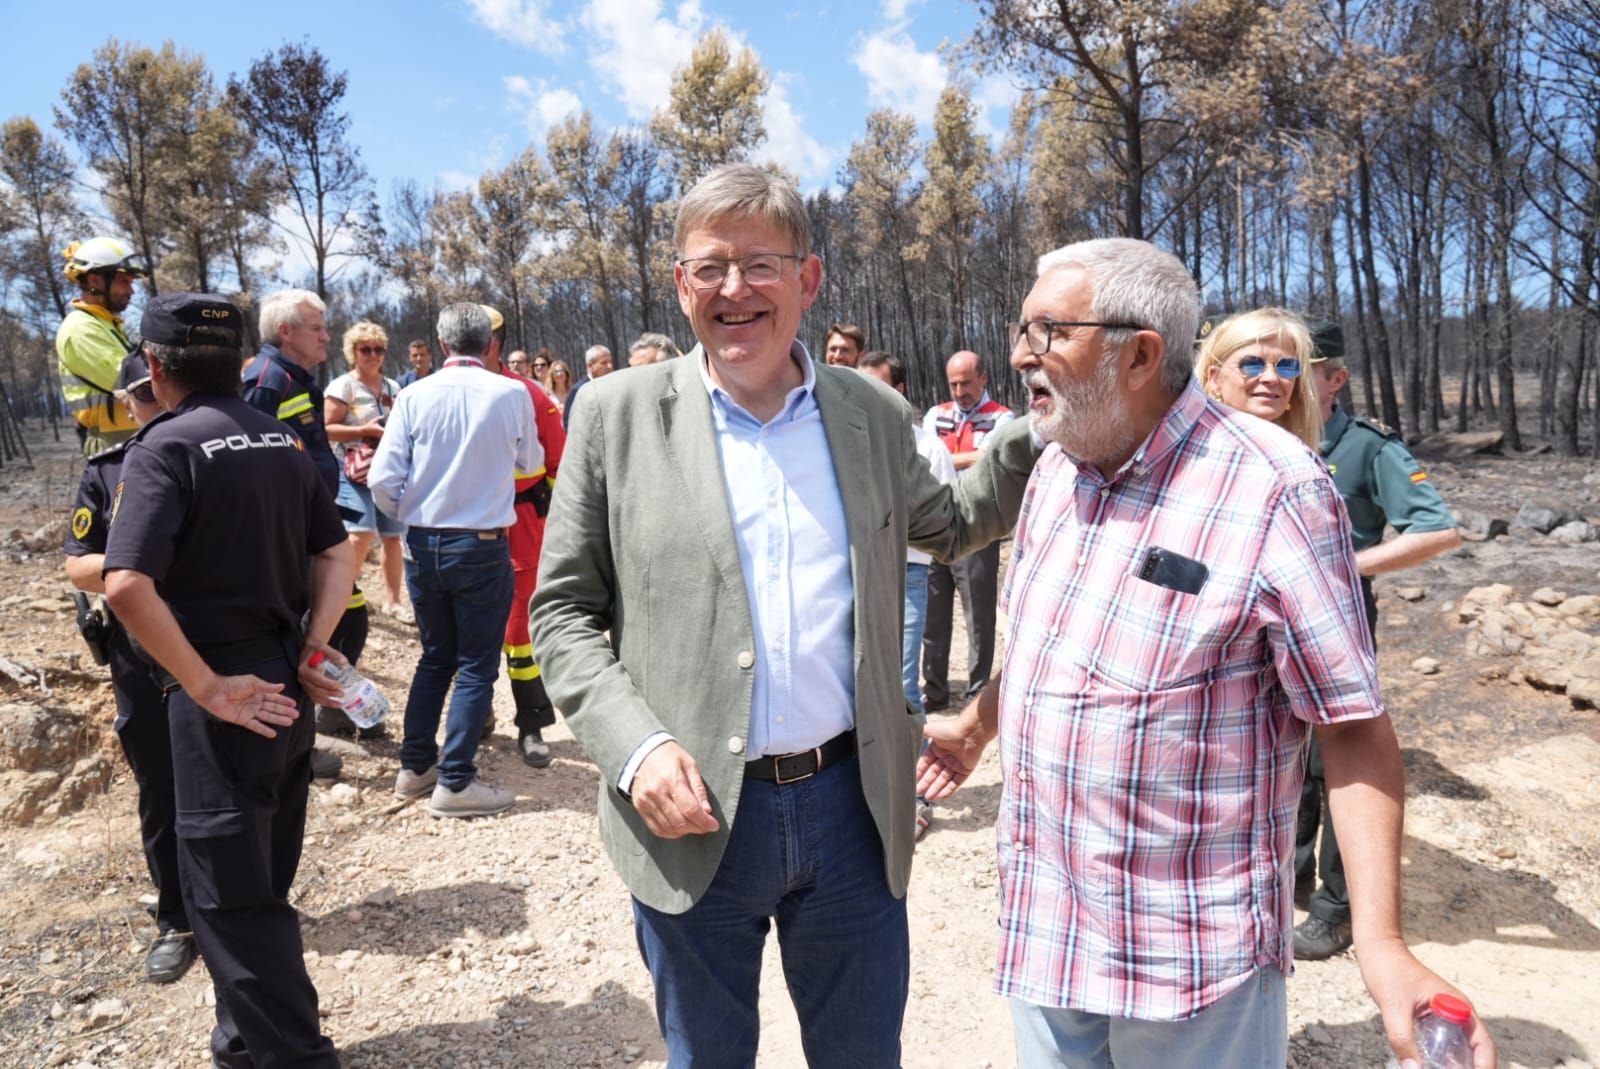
top-left (1309, 320), bottom-right (1345, 362)
top-left (140, 292), bottom-right (242, 351)
top-left (114, 352), bottom-right (151, 392)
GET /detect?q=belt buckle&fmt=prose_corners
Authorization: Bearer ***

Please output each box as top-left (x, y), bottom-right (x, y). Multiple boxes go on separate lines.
top-left (773, 746), bottom-right (822, 785)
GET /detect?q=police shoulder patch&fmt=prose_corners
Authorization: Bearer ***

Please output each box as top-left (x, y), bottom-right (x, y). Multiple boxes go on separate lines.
top-left (71, 507), bottom-right (93, 540)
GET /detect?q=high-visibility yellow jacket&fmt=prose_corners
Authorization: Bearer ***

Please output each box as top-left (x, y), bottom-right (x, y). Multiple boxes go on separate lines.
top-left (56, 302), bottom-right (139, 445)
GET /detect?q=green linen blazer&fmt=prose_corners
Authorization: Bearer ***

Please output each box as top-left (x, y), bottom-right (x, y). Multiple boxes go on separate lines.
top-left (530, 350), bottom-right (1037, 913)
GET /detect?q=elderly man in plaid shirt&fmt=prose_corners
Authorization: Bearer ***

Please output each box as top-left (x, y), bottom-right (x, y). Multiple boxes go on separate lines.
top-left (919, 238), bottom-right (1493, 1069)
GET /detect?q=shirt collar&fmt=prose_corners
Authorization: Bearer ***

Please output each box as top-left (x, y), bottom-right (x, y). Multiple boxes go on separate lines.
top-left (957, 390), bottom-right (993, 418)
top-left (1320, 405), bottom-right (1351, 453)
top-left (697, 340), bottom-right (817, 425)
top-left (1076, 378), bottom-right (1208, 486)
top-left (71, 300), bottom-right (127, 337)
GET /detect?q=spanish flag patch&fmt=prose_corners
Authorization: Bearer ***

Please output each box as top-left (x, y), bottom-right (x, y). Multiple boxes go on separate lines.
top-left (1410, 470), bottom-right (1429, 483)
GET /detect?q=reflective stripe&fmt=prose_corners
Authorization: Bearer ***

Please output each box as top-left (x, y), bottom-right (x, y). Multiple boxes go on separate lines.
top-left (513, 466), bottom-right (548, 481)
top-left (504, 642), bottom-right (540, 680)
top-left (278, 392), bottom-right (314, 420)
top-left (346, 590), bottom-right (367, 610)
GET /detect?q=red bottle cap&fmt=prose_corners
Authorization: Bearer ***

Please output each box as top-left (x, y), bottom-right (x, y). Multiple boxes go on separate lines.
top-left (308, 651), bottom-right (326, 667)
top-left (1430, 993), bottom-right (1473, 1026)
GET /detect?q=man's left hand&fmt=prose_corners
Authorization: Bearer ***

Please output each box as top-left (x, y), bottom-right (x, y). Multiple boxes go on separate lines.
top-left (298, 642), bottom-right (348, 707)
top-left (1360, 937), bottom-right (1496, 1068)
top-left (193, 673), bottom-right (300, 739)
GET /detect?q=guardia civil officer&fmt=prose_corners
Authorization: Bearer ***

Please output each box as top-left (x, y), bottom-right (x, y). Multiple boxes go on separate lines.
top-left (104, 293), bottom-right (355, 1068)
top-left (62, 352), bottom-right (197, 984)
top-left (1295, 320), bottom-right (1462, 960)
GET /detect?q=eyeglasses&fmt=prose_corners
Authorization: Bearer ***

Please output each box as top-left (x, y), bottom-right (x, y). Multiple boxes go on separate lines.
top-left (678, 252), bottom-right (803, 289)
top-left (356, 344), bottom-right (386, 355)
top-left (129, 383), bottom-right (156, 404)
top-left (1229, 355), bottom-right (1302, 379)
top-left (1008, 319), bottom-right (1147, 356)
top-left (531, 361), bottom-right (549, 370)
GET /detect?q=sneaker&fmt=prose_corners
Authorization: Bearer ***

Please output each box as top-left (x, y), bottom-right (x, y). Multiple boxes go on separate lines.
top-left (518, 729), bottom-right (552, 769)
top-left (309, 747), bottom-right (342, 780)
top-left (144, 929), bottom-right (198, 984)
top-left (394, 764), bottom-right (439, 800)
top-left (1293, 915), bottom-right (1353, 960)
top-left (382, 601), bottom-right (416, 626)
top-left (427, 779), bottom-right (514, 819)
top-left (914, 799), bottom-right (934, 842)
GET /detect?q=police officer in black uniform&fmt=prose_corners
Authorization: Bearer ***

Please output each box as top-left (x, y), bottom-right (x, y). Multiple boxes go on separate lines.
top-left (62, 352), bottom-right (198, 984)
top-left (104, 293), bottom-right (355, 1068)
top-left (1294, 321), bottom-right (1462, 960)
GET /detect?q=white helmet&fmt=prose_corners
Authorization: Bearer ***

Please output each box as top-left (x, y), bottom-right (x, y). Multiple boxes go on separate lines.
top-left (62, 236), bottom-right (149, 283)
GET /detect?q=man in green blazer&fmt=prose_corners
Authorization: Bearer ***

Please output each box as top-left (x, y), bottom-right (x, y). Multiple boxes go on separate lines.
top-left (530, 164), bottom-right (1037, 1067)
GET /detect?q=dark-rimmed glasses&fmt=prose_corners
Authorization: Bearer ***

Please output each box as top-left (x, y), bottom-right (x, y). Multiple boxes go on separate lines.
top-left (1008, 319), bottom-right (1147, 356)
top-left (356, 344), bottom-right (386, 355)
top-left (128, 383), bottom-right (156, 404)
top-left (1229, 356), bottom-right (1302, 380)
top-left (678, 253), bottom-right (804, 289)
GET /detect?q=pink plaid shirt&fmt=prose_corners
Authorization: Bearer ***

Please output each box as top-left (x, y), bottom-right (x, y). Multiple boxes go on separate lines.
top-left (995, 380), bottom-right (1383, 1021)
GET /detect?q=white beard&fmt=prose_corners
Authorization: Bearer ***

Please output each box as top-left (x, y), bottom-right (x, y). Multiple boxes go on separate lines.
top-left (1026, 351), bottom-right (1138, 468)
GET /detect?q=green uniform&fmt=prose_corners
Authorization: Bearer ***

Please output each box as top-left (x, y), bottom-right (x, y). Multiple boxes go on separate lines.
top-left (56, 302), bottom-right (141, 456)
top-left (1298, 405), bottom-right (1455, 927)
top-left (1320, 406), bottom-right (1455, 550)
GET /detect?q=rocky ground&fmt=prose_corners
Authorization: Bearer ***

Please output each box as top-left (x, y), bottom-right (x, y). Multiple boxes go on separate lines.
top-left (1, 422), bottom-right (1598, 1069)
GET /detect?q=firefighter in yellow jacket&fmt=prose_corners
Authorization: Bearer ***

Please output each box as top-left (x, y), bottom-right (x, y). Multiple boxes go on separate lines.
top-left (57, 236), bottom-right (147, 456)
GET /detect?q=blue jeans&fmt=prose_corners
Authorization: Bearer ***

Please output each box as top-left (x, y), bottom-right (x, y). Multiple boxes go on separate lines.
top-left (902, 563), bottom-right (930, 714)
top-left (399, 528), bottom-right (514, 789)
top-left (632, 754), bottom-right (908, 1068)
top-left (1010, 967), bottom-right (1287, 1068)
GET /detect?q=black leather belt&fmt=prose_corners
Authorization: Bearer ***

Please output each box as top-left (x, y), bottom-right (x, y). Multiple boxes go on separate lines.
top-left (745, 730), bottom-right (856, 784)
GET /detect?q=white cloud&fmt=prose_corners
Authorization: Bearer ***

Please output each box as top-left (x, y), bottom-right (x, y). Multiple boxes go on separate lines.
top-left (581, 0), bottom-right (706, 119)
top-left (972, 74), bottom-right (1022, 141)
top-left (505, 75), bottom-right (584, 140)
top-left (854, 28), bottom-right (946, 125)
top-left (467, 0), bottom-right (566, 54)
top-left (882, 0), bottom-right (924, 21)
top-left (752, 78), bottom-right (834, 187)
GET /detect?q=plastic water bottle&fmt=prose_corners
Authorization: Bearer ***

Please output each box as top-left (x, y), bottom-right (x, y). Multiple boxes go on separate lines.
top-left (1384, 993), bottom-right (1475, 1069)
top-left (307, 651), bottom-right (389, 729)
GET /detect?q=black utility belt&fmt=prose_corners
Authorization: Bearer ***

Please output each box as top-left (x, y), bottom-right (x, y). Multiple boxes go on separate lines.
top-left (745, 730), bottom-right (856, 784)
top-left (513, 479), bottom-right (553, 517)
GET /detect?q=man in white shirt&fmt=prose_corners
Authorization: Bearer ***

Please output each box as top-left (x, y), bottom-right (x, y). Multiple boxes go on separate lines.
top-left (369, 303), bottom-right (540, 819)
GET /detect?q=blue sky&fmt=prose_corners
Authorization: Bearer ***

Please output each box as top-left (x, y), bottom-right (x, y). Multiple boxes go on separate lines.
top-left (2, 0), bottom-right (1021, 201)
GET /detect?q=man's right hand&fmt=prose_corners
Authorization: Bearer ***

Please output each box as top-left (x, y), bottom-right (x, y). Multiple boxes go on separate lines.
top-left (917, 713), bottom-right (992, 800)
top-left (630, 741), bottom-right (720, 839)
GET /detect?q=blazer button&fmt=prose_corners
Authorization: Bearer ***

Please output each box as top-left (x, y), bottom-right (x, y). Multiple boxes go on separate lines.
top-left (737, 650), bottom-right (755, 669)
top-left (728, 735), bottom-right (745, 755)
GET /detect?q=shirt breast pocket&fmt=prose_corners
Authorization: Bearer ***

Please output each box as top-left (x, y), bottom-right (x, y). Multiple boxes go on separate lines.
top-left (1088, 569), bottom-right (1254, 692)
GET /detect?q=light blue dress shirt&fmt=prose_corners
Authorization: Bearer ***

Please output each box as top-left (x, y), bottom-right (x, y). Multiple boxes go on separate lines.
top-left (703, 345), bottom-right (856, 758)
top-left (619, 343), bottom-right (857, 789)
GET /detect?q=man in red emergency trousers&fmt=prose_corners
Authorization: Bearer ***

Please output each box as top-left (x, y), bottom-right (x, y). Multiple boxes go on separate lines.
top-left (481, 306), bottom-right (566, 766)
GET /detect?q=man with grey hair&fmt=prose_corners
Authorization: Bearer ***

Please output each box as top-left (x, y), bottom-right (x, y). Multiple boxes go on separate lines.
top-left (242, 288), bottom-right (352, 780)
top-left (370, 303), bottom-right (541, 819)
top-left (919, 239), bottom-right (1492, 1069)
top-left (532, 163), bottom-right (1039, 1066)
top-left (561, 343), bottom-right (615, 428)
top-left (627, 332), bottom-right (681, 366)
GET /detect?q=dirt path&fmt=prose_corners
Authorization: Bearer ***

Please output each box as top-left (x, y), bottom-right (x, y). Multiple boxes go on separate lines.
top-left (1, 429), bottom-right (1597, 1069)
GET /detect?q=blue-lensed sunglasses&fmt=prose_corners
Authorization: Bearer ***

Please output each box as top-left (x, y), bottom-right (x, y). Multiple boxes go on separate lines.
top-left (1231, 356), bottom-right (1302, 379)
